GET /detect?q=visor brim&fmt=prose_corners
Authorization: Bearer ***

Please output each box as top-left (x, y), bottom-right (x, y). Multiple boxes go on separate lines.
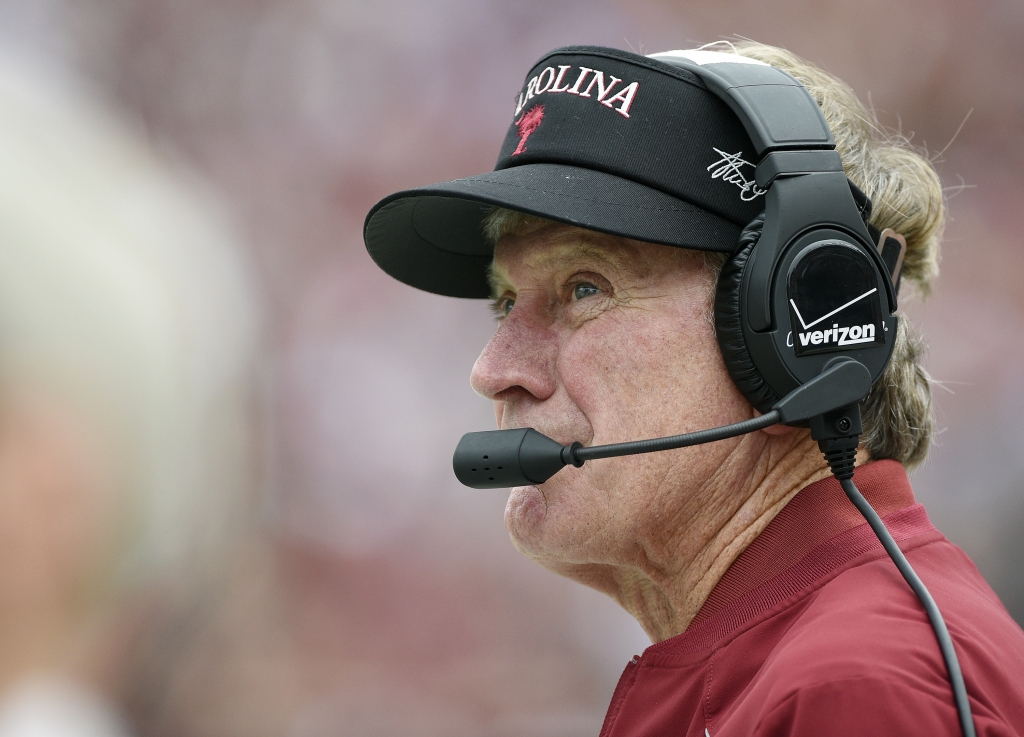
top-left (364, 162), bottom-right (742, 298)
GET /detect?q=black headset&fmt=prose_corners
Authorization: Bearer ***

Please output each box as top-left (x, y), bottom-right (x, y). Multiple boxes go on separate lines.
top-left (651, 54), bottom-right (899, 417)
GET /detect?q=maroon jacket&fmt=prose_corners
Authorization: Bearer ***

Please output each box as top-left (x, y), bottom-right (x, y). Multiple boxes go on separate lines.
top-left (599, 461), bottom-right (1024, 737)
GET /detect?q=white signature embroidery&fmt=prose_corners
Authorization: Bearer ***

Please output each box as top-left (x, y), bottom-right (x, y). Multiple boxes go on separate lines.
top-left (706, 148), bottom-right (766, 202)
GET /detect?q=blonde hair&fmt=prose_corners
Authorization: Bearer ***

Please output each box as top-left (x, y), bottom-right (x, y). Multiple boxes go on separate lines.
top-left (484, 42), bottom-right (944, 469)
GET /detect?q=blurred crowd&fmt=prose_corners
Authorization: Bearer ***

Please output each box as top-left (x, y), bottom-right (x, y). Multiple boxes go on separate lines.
top-left (0, 0), bottom-right (1019, 735)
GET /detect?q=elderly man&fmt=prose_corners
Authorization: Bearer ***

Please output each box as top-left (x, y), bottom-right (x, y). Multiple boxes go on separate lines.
top-left (364, 43), bottom-right (1024, 736)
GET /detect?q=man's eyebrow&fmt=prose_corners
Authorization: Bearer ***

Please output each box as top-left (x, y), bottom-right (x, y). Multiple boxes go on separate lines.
top-left (558, 240), bottom-right (638, 270)
top-left (526, 237), bottom-right (647, 280)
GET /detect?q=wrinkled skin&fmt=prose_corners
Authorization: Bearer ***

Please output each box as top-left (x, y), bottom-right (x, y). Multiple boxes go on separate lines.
top-left (470, 223), bottom-right (833, 642)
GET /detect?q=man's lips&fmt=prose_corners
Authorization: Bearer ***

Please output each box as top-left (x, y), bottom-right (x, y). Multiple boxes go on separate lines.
top-left (500, 400), bottom-right (593, 447)
top-left (500, 424), bottom-right (586, 448)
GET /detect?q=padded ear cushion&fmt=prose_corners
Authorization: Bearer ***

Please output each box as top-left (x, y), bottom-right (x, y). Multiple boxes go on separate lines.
top-left (714, 212), bottom-right (783, 414)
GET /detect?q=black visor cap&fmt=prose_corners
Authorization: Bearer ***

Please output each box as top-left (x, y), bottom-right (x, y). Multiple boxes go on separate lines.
top-left (364, 46), bottom-right (765, 298)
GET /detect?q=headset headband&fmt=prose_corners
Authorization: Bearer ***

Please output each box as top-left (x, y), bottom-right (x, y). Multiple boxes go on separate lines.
top-left (649, 50), bottom-right (836, 156)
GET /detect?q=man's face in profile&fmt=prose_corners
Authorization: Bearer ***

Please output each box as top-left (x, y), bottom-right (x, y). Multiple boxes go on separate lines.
top-left (470, 221), bottom-right (761, 584)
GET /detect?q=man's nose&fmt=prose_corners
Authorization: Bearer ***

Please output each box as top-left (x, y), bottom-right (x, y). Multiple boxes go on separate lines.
top-left (470, 305), bottom-right (558, 403)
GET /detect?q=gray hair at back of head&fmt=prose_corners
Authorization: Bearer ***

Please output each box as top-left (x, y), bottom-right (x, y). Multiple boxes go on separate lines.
top-left (484, 41), bottom-right (944, 470)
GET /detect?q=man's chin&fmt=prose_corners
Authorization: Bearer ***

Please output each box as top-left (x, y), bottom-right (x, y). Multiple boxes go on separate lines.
top-left (504, 484), bottom-right (550, 556)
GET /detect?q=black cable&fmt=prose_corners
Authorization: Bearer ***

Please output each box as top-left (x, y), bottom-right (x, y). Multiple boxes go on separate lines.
top-left (839, 476), bottom-right (977, 737)
top-left (571, 410), bottom-right (780, 463)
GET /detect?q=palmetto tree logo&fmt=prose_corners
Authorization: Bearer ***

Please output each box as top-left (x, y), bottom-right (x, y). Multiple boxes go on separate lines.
top-left (512, 104), bottom-right (545, 155)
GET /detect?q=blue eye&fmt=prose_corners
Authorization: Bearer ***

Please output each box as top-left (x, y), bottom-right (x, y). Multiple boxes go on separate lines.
top-left (573, 283), bottom-right (600, 300)
top-left (500, 298), bottom-right (515, 316)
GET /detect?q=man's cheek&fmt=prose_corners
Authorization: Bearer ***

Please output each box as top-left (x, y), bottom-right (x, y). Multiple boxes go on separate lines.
top-left (558, 326), bottom-right (661, 440)
top-left (556, 330), bottom-right (628, 418)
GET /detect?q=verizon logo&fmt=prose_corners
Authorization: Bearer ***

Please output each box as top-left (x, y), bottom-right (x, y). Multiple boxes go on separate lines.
top-left (792, 322), bottom-right (876, 348)
top-left (790, 288), bottom-right (878, 348)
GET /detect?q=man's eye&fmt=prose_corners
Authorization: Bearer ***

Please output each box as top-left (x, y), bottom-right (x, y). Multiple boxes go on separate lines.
top-left (573, 283), bottom-right (601, 301)
top-left (498, 297), bottom-right (515, 316)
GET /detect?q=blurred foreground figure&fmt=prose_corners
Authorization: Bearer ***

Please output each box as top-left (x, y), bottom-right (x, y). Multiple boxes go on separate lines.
top-left (0, 58), bottom-right (259, 736)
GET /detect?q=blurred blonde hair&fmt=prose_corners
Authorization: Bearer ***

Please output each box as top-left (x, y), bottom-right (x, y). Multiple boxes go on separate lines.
top-left (484, 41), bottom-right (944, 469)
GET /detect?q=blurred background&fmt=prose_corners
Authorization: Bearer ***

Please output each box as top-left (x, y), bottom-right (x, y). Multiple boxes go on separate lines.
top-left (0, 0), bottom-right (1019, 735)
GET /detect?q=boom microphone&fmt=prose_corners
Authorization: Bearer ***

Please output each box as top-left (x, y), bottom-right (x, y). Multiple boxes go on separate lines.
top-left (453, 358), bottom-right (871, 489)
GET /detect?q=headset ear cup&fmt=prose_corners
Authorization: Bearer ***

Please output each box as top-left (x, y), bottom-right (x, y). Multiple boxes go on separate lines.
top-left (715, 212), bottom-right (783, 414)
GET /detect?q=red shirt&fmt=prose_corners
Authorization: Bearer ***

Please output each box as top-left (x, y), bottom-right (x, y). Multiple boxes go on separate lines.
top-left (599, 461), bottom-right (1024, 737)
